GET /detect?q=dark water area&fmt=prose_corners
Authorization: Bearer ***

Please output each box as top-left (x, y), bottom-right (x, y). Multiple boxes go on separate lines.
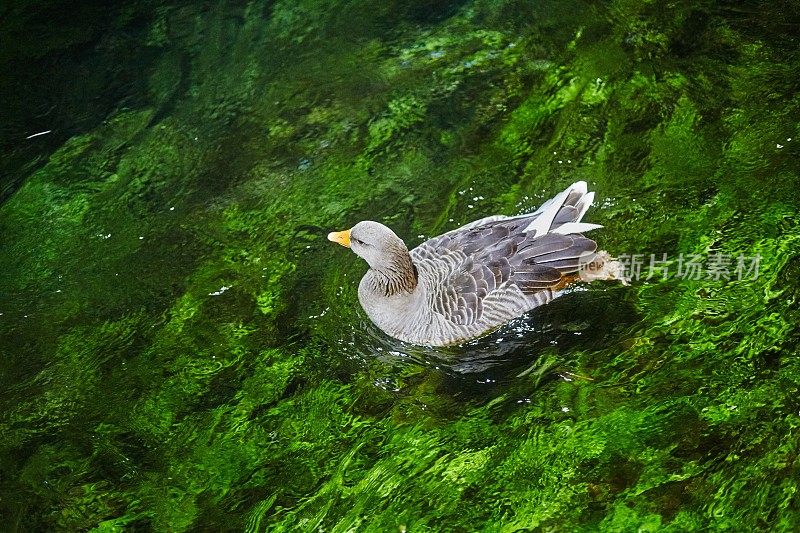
top-left (1, 0), bottom-right (799, 531)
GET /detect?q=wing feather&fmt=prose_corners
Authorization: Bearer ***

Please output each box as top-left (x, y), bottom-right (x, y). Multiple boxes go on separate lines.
top-left (411, 181), bottom-right (603, 328)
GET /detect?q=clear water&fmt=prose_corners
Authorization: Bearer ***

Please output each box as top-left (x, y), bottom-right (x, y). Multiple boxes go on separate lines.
top-left (1, 1), bottom-right (799, 531)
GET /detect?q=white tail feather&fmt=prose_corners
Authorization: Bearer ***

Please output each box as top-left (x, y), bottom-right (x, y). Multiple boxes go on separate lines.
top-left (575, 191), bottom-right (595, 221)
top-left (524, 181), bottom-right (590, 236)
top-left (552, 222), bottom-right (603, 235)
top-left (572, 180), bottom-right (588, 195)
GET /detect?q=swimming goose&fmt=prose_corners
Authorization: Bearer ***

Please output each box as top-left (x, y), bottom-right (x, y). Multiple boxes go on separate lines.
top-left (328, 181), bottom-right (624, 346)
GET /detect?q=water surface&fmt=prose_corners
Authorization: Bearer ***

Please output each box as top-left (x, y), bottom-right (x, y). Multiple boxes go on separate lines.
top-left (1, 0), bottom-right (799, 531)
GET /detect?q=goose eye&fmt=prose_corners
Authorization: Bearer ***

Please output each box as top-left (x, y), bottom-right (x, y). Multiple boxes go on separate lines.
top-left (352, 237), bottom-right (364, 245)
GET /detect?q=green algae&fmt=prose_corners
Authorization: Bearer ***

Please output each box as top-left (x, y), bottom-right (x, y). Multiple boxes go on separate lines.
top-left (1, 0), bottom-right (800, 531)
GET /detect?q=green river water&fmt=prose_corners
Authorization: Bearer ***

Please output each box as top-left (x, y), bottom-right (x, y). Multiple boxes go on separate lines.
top-left (1, 0), bottom-right (799, 531)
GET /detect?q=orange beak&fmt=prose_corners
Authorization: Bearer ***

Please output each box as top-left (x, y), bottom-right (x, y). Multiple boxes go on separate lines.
top-left (327, 229), bottom-right (351, 248)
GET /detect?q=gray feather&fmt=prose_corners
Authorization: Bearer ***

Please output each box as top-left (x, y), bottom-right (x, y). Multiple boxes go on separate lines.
top-left (351, 181), bottom-right (618, 346)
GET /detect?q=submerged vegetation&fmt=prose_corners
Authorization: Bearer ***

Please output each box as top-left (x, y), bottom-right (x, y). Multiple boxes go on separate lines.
top-left (1, 0), bottom-right (799, 530)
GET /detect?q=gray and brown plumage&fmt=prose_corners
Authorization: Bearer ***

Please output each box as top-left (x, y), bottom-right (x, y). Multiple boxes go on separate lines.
top-left (328, 181), bottom-right (624, 346)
